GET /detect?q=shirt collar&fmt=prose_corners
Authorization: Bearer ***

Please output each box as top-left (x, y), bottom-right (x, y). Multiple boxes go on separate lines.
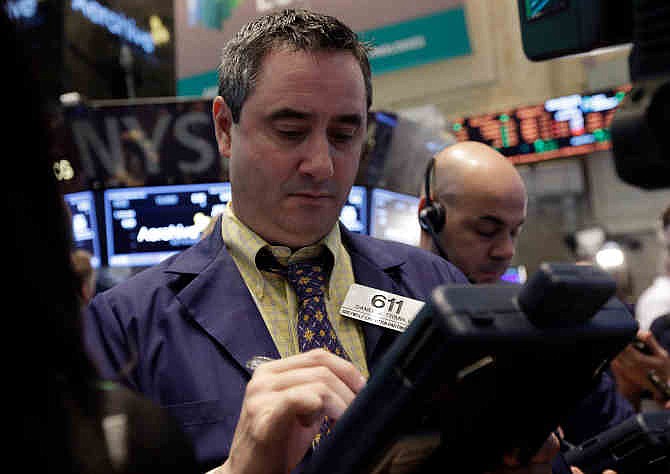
top-left (220, 203), bottom-right (342, 297)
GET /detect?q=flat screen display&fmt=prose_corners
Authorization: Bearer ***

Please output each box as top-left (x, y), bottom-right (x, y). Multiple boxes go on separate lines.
top-left (104, 182), bottom-right (231, 267)
top-left (523, 0), bottom-right (569, 22)
top-left (63, 190), bottom-right (102, 267)
top-left (369, 188), bottom-right (421, 246)
top-left (501, 265), bottom-right (528, 284)
top-left (340, 186), bottom-right (368, 234)
top-left (451, 86), bottom-right (630, 164)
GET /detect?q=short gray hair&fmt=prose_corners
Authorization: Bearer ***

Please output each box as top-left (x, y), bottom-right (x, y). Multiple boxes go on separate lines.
top-left (217, 9), bottom-right (372, 123)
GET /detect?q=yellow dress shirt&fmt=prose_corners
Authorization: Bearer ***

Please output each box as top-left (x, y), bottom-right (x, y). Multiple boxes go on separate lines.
top-left (219, 205), bottom-right (369, 377)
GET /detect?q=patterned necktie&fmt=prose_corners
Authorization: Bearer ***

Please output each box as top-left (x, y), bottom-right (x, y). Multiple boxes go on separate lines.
top-left (287, 260), bottom-right (351, 361)
top-left (286, 259), bottom-right (350, 447)
top-left (257, 251), bottom-right (350, 447)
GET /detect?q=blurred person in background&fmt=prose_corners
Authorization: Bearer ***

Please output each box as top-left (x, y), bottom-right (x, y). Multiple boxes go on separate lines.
top-left (71, 249), bottom-right (97, 307)
top-left (635, 205), bottom-right (670, 331)
top-left (418, 141), bottom-right (526, 284)
top-left (417, 141), bottom-right (640, 455)
top-left (611, 205), bottom-right (670, 411)
top-left (1, 3), bottom-right (198, 471)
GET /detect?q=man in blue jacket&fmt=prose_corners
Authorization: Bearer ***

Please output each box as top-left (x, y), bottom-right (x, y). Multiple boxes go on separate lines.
top-left (85, 9), bottom-right (565, 474)
top-left (418, 140), bottom-right (635, 473)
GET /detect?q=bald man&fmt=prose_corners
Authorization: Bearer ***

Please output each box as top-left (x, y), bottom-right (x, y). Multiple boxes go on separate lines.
top-left (418, 141), bottom-right (637, 459)
top-left (419, 141), bottom-right (526, 284)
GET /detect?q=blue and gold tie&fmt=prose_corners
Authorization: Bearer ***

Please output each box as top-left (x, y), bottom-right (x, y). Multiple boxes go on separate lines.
top-left (257, 251), bottom-right (350, 447)
top-left (287, 259), bottom-right (350, 447)
top-left (287, 260), bottom-right (350, 360)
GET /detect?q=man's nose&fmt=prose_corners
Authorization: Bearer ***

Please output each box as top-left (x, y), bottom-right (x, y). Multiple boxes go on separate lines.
top-left (491, 234), bottom-right (515, 260)
top-left (299, 133), bottom-right (334, 181)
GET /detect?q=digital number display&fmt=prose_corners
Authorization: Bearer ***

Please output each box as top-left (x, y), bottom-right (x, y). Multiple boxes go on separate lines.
top-left (451, 86), bottom-right (630, 164)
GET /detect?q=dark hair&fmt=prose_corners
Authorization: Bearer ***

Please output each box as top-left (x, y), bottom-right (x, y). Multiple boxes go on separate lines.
top-left (2, 5), bottom-right (112, 471)
top-left (662, 205), bottom-right (670, 230)
top-left (217, 8), bottom-right (372, 123)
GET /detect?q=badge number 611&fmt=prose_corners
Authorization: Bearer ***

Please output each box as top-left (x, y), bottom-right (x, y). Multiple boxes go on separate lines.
top-left (371, 294), bottom-right (404, 314)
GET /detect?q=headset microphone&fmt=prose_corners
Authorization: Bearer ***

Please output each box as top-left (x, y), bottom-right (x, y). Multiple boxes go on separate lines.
top-left (418, 158), bottom-right (449, 261)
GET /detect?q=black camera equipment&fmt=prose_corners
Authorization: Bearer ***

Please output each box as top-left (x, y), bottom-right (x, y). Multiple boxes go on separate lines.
top-left (518, 0), bottom-right (670, 189)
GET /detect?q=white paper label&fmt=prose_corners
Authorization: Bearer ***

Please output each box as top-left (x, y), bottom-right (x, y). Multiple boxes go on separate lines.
top-left (340, 284), bottom-right (425, 332)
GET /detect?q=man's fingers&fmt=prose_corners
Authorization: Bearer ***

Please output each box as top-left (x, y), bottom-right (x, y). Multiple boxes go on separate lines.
top-left (253, 349), bottom-right (367, 393)
top-left (638, 331), bottom-right (665, 355)
top-left (283, 382), bottom-right (351, 424)
top-left (500, 432), bottom-right (560, 469)
top-left (529, 432), bottom-right (560, 464)
top-left (261, 365), bottom-right (358, 406)
top-left (242, 379), bottom-right (352, 444)
top-left (239, 350), bottom-right (367, 445)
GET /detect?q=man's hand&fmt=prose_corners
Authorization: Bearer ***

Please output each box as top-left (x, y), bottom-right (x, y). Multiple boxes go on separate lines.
top-left (485, 432), bottom-right (560, 474)
top-left (570, 468), bottom-right (616, 474)
top-left (611, 330), bottom-right (670, 406)
top-left (220, 349), bottom-right (366, 474)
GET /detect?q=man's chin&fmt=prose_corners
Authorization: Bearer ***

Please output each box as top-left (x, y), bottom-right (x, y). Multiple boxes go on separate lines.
top-left (277, 217), bottom-right (337, 246)
top-left (476, 271), bottom-right (505, 284)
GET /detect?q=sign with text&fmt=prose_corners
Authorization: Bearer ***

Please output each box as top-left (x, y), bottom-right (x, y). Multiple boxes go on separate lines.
top-left (175, 0), bottom-right (471, 97)
top-left (59, 98), bottom-right (225, 191)
top-left (451, 85), bottom-right (631, 165)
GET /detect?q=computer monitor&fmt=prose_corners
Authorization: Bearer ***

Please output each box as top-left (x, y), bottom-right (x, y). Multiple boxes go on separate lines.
top-left (63, 190), bottom-right (102, 268)
top-left (103, 182), bottom-right (231, 267)
top-left (340, 186), bottom-right (368, 234)
top-left (450, 86), bottom-right (630, 165)
top-left (501, 265), bottom-right (528, 284)
top-left (369, 188), bottom-right (421, 246)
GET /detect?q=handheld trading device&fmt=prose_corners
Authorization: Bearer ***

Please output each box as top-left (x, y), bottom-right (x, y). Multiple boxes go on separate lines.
top-left (564, 411), bottom-right (670, 474)
top-left (303, 263), bottom-right (638, 474)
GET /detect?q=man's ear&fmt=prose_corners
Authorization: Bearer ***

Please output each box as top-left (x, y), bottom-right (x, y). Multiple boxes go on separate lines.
top-left (417, 196), bottom-right (427, 215)
top-left (212, 96), bottom-right (233, 159)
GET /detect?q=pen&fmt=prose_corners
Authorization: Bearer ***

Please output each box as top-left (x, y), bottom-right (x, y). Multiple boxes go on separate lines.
top-left (245, 355), bottom-right (277, 373)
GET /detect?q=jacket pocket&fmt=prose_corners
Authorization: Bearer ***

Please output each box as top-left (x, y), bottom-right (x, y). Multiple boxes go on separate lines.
top-left (164, 399), bottom-right (230, 426)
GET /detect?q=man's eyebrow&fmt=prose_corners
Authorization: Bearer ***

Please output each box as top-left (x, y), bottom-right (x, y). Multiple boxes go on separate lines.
top-left (268, 108), bottom-right (310, 121)
top-left (267, 108), bottom-right (363, 126)
top-left (477, 215), bottom-right (525, 227)
top-left (334, 114), bottom-right (364, 126)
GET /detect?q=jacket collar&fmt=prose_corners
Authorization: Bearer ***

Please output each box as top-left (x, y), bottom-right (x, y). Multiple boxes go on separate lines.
top-left (339, 226), bottom-right (405, 365)
top-left (163, 224), bottom-right (405, 374)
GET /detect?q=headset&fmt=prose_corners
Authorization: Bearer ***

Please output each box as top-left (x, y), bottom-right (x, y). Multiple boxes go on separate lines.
top-left (418, 158), bottom-right (449, 260)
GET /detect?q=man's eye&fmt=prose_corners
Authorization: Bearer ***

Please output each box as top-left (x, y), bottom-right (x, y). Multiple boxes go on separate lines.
top-left (330, 128), bottom-right (357, 143)
top-left (475, 224), bottom-right (498, 238)
top-left (277, 129), bottom-right (306, 140)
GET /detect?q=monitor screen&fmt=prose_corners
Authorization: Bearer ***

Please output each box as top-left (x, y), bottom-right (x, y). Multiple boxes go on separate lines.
top-left (63, 190), bottom-right (102, 268)
top-left (451, 85), bottom-right (630, 165)
top-left (523, 0), bottom-right (569, 22)
top-left (369, 188), bottom-right (421, 246)
top-left (501, 265), bottom-right (528, 284)
top-left (104, 182), bottom-right (231, 267)
top-left (340, 186), bottom-right (368, 234)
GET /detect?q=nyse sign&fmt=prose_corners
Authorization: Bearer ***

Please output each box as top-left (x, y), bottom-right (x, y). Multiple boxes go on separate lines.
top-left (65, 98), bottom-right (225, 189)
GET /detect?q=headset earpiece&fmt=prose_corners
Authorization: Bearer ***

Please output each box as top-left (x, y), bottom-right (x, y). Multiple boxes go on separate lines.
top-left (419, 158), bottom-right (446, 233)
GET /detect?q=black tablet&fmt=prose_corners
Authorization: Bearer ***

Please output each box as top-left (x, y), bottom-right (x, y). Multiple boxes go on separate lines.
top-left (303, 263), bottom-right (639, 474)
top-left (564, 411), bottom-right (670, 474)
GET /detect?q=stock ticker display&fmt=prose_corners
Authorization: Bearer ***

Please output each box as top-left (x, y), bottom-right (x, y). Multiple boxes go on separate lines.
top-left (451, 86), bottom-right (630, 164)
